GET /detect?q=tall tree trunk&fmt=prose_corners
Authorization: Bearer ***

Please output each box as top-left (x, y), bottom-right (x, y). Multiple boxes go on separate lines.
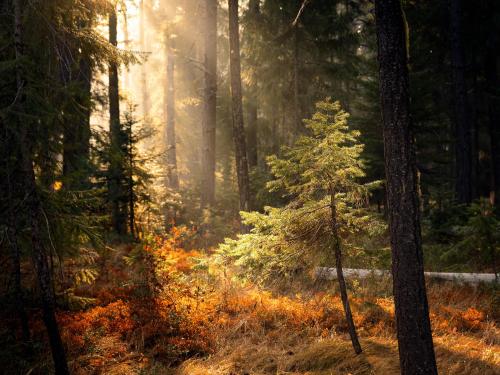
top-left (293, 27), bottom-right (301, 132)
top-left (6, 165), bottom-right (30, 344)
top-left (165, 32), bottom-right (179, 189)
top-left (247, 101), bottom-right (258, 168)
top-left (127, 122), bottom-right (135, 237)
top-left (201, 0), bottom-right (217, 207)
top-left (246, 0), bottom-right (260, 169)
top-left (109, 8), bottom-right (126, 235)
top-left (449, 0), bottom-right (473, 204)
top-left (13, 1), bottom-right (69, 372)
top-left (140, 0), bottom-right (149, 118)
top-left (24, 157), bottom-right (70, 375)
top-left (228, 0), bottom-right (251, 212)
top-left (485, 40), bottom-right (500, 207)
top-left (330, 191), bottom-right (362, 355)
top-left (374, 1), bottom-right (438, 374)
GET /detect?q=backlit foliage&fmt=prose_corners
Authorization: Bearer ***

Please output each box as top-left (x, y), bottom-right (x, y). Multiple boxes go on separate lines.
top-left (217, 99), bottom-right (385, 285)
top-left (40, 229), bottom-right (497, 373)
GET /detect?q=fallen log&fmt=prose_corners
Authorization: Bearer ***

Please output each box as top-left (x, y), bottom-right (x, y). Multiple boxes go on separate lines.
top-left (315, 268), bottom-right (497, 284)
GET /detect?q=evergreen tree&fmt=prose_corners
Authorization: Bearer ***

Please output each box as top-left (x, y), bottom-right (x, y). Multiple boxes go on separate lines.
top-left (219, 99), bottom-right (383, 353)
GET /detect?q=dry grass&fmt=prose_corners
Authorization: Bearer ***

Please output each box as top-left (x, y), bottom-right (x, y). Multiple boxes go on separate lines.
top-left (179, 332), bottom-right (499, 375)
top-left (5, 236), bottom-right (497, 374)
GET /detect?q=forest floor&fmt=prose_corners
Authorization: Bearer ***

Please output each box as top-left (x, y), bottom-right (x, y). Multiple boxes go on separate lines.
top-left (2, 235), bottom-right (499, 375)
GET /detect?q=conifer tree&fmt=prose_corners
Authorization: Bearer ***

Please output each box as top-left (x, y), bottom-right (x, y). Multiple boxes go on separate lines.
top-left (219, 99), bottom-right (381, 354)
top-left (267, 99), bottom-right (365, 354)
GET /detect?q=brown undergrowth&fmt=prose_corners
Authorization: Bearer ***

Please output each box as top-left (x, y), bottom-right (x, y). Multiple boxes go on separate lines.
top-left (5, 228), bottom-right (499, 374)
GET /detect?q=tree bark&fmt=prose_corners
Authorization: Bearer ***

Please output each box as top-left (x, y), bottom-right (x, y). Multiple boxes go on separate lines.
top-left (201, 0), bottom-right (217, 207)
top-left (165, 32), bottom-right (179, 189)
top-left (228, 0), bottom-right (251, 212)
top-left (247, 101), bottom-right (258, 168)
top-left (374, 1), bottom-right (438, 374)
top-left (246, 0), bottom-right (260, 169)
top-left (13, 1), bottom-right (69, 372)
top-left (6, 168), bottom-right (30, 344)
top-left (449, 0), bottom-right (473, 204)
top-left (126, 119), bottom-right (135, 238)
top-left (485, 39), bottom-right (500, 208)
top-left (330, 192), bottom-right (362, 355)
top-left (109, 9), bottom-right (127, 235)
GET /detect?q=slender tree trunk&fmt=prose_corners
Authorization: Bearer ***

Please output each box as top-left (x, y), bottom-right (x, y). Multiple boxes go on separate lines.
top-left (13, 1), bottom-right (69, 372)
top-left (228, 0), bottom-right (251, 212)
top-left (109, 9), bottom-right (126, 235)
top-left (449, 0), bottom-right (473, 204)
top-left (293, 27), bottom-right (301, 132)
top-left (201, 0), bottom-right (217, 207)
top-left (374, 1), bottom-right (438, 374)
top-left (330, 191), bottom-right (362, 354)
top-left (126, 120), bottom-right (135, 238)
top-left (140, 0), bottom-right (149, 118)
top-left (247, 0), bottom-right (260, 169)
top-left (165, 33), bottom-right (179, 189)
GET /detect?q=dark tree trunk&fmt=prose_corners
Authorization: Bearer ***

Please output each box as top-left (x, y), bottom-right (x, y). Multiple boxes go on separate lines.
top-left (449, 0), bottom-right (473, 204)
top-left (13, 1), bottom-right (69, 372)
top-left (165, 33), bottom-right (179, 189)
top-left (485, 40), bottom-right (500, 208)
top-left (108, 9), bottom-right (126, 235)
top-left (247, 101), bottom-right (258, 168)
top-left (6, 169), bottom-right (30, 344)
top-left (7, 221), bottom-right (30, 344)
top-left (25, 161), bottom-right (69, 375)
top-left (228, 0), bottom-right (251, 212)
top-left (3, 111), bottom-right (30, 344)
top-left (330, 192), bottom-right (362, 355)
top-left (374, 1), bottom-right (438, 374)
top-left (201, 0), bottom-right (217, 207)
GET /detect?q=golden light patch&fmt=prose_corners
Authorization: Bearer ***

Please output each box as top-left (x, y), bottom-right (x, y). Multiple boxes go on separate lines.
top-left (53, 180), bottom-right (63, 191)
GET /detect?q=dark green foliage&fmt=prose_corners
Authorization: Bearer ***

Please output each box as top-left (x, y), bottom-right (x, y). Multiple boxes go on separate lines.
top-left (424, 200), bottom-right (500, 273)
